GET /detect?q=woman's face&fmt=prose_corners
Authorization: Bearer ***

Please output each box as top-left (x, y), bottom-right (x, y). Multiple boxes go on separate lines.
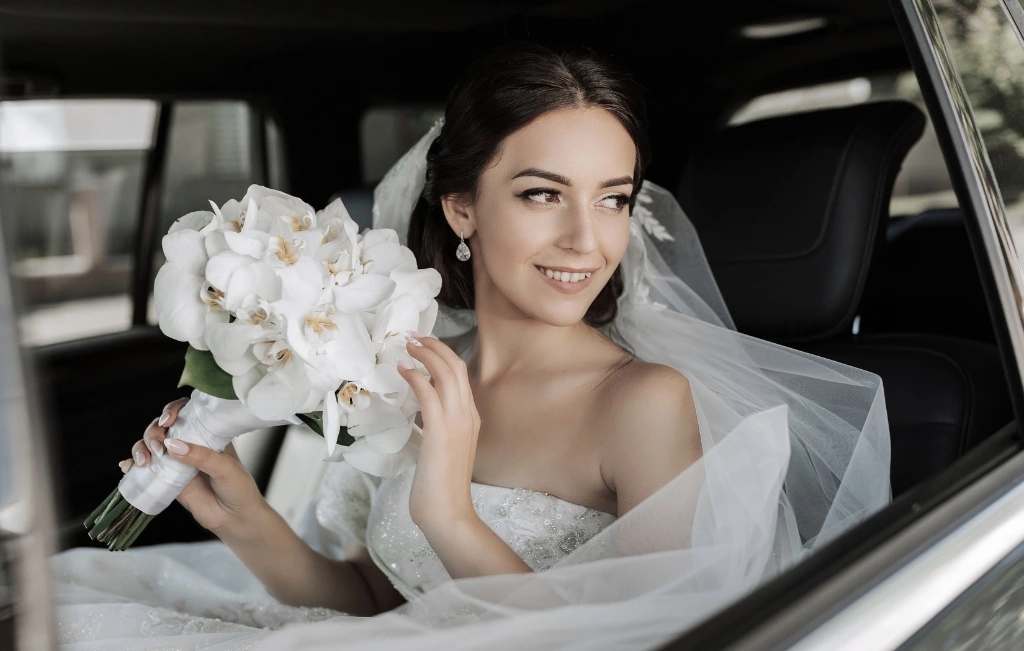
top-left (446, 107), bottom-right (636, 327)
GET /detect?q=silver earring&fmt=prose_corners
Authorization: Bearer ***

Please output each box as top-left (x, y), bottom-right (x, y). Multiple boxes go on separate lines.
top-left (456, 229), bottom-right (471, 262)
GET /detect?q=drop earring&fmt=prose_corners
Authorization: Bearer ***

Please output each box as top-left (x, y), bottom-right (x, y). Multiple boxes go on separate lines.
top-left (456, 229), bottom-right (471, 262)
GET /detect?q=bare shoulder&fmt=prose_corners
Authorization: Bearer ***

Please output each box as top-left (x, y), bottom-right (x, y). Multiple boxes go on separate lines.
top-left (595, 359), bottom-right (703, 514)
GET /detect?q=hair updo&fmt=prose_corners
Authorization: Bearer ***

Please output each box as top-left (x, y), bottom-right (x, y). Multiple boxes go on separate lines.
top-left (406, 43), bottom-right (650, 327)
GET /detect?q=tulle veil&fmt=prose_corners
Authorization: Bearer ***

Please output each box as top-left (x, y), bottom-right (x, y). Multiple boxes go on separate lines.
top-left (257, 120), bottom-right (892, 649)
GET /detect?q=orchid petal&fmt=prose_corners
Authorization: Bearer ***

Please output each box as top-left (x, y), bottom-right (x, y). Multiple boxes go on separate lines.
top-left (360, 228), bottom-right (399, 249)
top-left (365, 422), bottom-right (413, 454)
top-left (346, 395), bottom-right (409, 438)
top-left (225, 262), bottom-right (282, 311)
top-left (332, 274), bottom-right (396, 312)
top-left (154, 265), bottom-right (208, 344)
top-left (343, 426), bottom-right (420, 478)
top-left (232, 366), bottom-right (265, 404)
top-left (323, 389), bottom-right (341, 458)
top-left (278, 257), bottom-right (327, 313)
top-left (362, 242), bottom-right (416, 274)
top-left (161, 229), bottom-right (208, 276)
top-left (391, 268), bottom-right (443, 311)
top-left (168, 210), bottom-right (214, 234)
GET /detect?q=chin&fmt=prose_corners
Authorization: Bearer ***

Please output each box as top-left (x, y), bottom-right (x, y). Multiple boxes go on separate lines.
top-left (524, 300), bottom-right (594, 328)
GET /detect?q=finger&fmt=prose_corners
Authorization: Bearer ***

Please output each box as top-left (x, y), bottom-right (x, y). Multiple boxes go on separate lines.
top-left (410, 333), bottom-right (472, 408)
top-left (159, 397), bottom-right (189, 428)
top-left (143, 419), bottom-right (167, 458)
top-left (406, 340), bottom-right (460, 411)
top-left (130, 440), bottom-right (149, 467)
top-left (163, 438), bottom-right (239, 484)
top-left (223, 441), bottom-right (240, 463)
top-left (397, 362), bottom-right (443, 425)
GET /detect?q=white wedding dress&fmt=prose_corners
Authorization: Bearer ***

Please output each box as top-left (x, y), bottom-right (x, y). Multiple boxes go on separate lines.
top-left (47, 123), bottom-right (894, 650)
top-left (50, 459), bottom-right (618, 650)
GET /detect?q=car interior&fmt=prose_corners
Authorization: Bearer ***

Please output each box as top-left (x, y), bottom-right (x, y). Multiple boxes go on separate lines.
top-left (1, 0), bottom-right (1021, 642)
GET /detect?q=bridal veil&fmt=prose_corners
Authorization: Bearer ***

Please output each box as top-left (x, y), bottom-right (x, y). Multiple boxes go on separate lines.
top-left (254, 120), bottom-right (892, 649)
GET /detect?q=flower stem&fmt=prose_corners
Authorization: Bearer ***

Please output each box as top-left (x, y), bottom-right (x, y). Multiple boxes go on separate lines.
top-left (84, 488), bottom-right (155, 551)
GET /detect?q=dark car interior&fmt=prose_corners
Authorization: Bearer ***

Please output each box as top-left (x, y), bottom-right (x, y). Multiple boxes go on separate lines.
top-left (1, 2), bottom-right (1020, 644)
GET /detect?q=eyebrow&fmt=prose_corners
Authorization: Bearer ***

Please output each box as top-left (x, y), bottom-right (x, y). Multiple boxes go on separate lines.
top-left (511, 168), bottom-right (634, 189)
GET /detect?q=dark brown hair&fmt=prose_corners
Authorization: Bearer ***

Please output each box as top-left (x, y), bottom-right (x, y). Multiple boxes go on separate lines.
top-left (407, 43), bottom-right (650, 327)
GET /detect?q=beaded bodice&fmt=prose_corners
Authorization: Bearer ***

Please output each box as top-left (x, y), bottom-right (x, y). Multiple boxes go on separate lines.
top-left (314, 461), bottom-right (617, 602)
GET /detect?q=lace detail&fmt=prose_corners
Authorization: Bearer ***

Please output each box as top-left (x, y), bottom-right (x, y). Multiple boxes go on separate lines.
top-left (365, 469), bottom-right (616, 600)
top-left (314, 460), bottom-right (383, 547)
top-left (139, 602), bottom-right (342, 637)
top-left (632, 187), bottom-right (675, 242)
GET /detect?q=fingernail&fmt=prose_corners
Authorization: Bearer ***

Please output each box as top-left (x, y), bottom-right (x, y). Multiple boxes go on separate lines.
top-left (164, 439), bottom-right (189, 455)
top-left (397, 359), bottom-right (414, 370)
top-left (148, 439), bottom-right (165, 457)
top-left (158, 411), bottom-right (171, 427)
top-left (119, 459), bottom-right (132, 473)
top-left (406, 336), bottom-right (423, 347)
top-left (133, 450), bottom-right (146, 466)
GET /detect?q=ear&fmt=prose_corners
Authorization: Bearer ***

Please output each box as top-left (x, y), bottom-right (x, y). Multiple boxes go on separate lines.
top-left (440, 193), bottom-right (476, 240)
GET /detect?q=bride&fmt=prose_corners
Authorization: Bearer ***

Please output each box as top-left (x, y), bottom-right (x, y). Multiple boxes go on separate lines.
top-left (50, 43), bottom-right (891, 650)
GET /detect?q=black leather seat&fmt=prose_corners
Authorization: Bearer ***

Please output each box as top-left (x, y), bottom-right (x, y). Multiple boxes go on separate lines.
top-left (677, 101), bottom-right (1013, 495)
top-left (859, 207), bottom-right (997, 344)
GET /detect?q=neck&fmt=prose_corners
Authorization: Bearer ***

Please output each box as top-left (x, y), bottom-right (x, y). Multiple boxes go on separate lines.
top-left (467, 276), bottom-right (601, 384)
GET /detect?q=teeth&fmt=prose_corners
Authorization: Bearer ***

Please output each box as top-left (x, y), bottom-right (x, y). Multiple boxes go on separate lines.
top-left (539, 267), bottom-right (592, 283)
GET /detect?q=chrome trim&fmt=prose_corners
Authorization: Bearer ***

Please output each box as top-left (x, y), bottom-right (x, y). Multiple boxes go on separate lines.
top-left (790, 466), bottom-right (1024, 650)
top-left (1000, 0), bottom-right (1024, 53)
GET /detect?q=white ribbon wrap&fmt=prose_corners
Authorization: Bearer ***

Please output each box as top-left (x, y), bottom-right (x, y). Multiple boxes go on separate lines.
top-left (117, 390), bottom-right (292, 515)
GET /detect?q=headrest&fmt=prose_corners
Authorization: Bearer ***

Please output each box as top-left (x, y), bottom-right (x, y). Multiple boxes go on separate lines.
top-left (678, 101), bottom-right (925, 343)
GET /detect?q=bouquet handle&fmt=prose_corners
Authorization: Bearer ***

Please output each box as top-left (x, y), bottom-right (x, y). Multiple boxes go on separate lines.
top-left (85, 390), bottom-right (292, 550)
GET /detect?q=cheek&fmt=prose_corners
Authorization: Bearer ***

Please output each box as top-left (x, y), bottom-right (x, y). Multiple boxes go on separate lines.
top-left (598, 218), bottom-right (632, 268)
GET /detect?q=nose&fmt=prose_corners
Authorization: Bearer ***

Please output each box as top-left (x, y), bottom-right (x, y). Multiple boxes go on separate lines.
top-left (556, 202), bottom-right (599, 255)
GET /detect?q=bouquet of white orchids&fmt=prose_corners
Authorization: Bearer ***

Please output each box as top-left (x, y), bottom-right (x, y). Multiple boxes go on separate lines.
top-left (85, 185), bottom-right (441, 551)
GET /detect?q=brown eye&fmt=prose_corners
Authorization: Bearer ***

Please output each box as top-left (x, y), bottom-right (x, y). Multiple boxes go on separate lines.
top-left (520, 188), bottom-right (560, 205)
top-left (598, 194), bottom-right (628, 211)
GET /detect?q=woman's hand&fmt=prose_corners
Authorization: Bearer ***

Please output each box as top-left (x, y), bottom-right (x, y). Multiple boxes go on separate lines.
top-left (121, 397), bottom-right (269, 543)
top-left (398, 332), bottom-right (482, 535)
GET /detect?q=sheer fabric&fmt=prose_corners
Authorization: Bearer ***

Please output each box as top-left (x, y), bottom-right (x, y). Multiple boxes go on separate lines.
top-left (48, 119), bottom-right (891, 651)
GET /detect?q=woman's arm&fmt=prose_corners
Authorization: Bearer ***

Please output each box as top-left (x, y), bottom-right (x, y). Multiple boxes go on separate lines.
top-left (218, 502), bottom-right (389, 616)
top-left (418, 515), bottom-right (533, 579)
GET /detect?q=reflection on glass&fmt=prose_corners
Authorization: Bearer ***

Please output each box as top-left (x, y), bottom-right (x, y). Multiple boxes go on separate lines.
top-left (933, 0), bottom-right (1024, 252)
top-left (0, 99), bottom-right (157, 345)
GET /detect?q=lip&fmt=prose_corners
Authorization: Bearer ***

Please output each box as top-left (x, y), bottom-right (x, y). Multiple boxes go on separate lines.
top-left (535, 265), bottom-right (597, 295)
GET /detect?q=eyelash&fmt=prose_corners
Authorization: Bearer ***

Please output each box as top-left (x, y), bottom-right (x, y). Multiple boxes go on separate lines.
top-left (517, 188), bottom-right (629, 212)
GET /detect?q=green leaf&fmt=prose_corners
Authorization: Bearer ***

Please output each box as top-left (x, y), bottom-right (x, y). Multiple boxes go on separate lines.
top-left (298, 411), bottom-right (354, 448)
top-left (178, 346), bottom-right (238, 400)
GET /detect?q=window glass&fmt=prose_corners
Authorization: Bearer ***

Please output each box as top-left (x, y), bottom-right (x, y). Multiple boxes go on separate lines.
top-left (729, 74), bottom-right (957, 217)
top-left (0, 99), bottom-right (157, 346)
top-left (933, 0), bottom-right (1024, 246)
top-left (147, 101), bottom-right (266, 324)
top-left (360, 106), bottom-right (443, 184)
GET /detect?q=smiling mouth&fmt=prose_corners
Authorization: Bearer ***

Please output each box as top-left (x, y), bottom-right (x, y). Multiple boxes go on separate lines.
top-left (536, 266), bottom-right (594, 284)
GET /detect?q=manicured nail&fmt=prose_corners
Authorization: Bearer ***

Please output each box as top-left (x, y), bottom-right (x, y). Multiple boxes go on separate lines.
top-left (119, 459), bottom-right (132, 473)
top-left (158, 412), bottom-right (171, 427)
top-left (148, 439), bottom-right (165, 457)
top-left (164, 439), bottom-right (189, 455)
top-left (397, 359), bottom-right (414, 370)
top-left (133, 450), bottom-right (146, 466)
top-left (406, 336), bottom-right (423, 347)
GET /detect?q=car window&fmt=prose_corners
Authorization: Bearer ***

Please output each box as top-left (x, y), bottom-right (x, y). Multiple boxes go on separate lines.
top-left (0, 99), bottom-right (157, 346)
top-left (729, 73), bottom-right (957, 217)
top-left (931, 0), bottom-right (1024, 254)
top-left (360, 106), bottom-right (443, 184)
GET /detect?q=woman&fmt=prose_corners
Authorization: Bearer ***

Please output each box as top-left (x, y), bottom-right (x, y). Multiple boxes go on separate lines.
top-left (50, 44), bottom-right (891, 650)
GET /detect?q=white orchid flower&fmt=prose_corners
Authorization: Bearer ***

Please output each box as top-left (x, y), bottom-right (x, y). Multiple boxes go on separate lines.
top-left (205, 251), bottom-right (282, 312)
top-left (339, 424), bottom-right (422, 477)
top-left (153, 211), bottom-right (219, 348)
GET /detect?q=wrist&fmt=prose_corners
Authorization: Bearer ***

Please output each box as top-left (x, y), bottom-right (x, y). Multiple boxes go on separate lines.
top-left (214, 498), bottom-right (282, 548)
